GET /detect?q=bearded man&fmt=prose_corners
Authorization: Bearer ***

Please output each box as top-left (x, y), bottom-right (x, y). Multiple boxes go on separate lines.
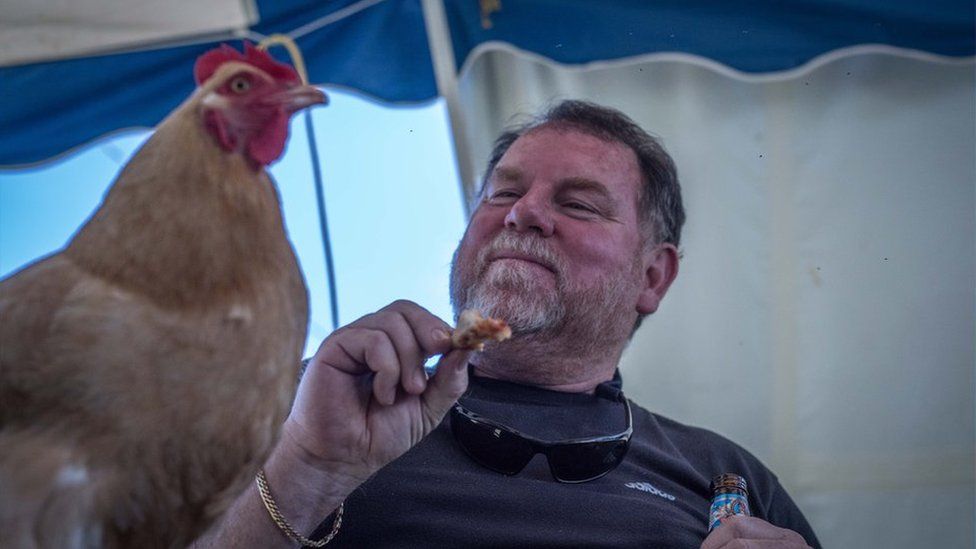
top-left (193, 101), bottom-right (820, 548)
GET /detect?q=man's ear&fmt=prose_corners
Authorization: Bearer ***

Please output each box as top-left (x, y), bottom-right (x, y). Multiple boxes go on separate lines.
top-left (636, 243), bottom-right (680, 315)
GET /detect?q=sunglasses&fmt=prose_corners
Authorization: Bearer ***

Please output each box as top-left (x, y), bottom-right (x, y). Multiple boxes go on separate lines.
top-left (450, 387), bottom-right (633, 483)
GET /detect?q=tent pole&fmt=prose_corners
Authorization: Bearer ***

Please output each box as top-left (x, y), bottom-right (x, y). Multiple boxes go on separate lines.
top-left (304, 110), bottom-right (341, 332)
top-left (421, 0), bottom-right (475, 217)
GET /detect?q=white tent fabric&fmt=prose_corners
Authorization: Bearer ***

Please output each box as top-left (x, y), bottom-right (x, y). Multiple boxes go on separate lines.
top-left (457, 49), bottom-right (975, 548)
top-left (0, 0), bottom-right (254, 66)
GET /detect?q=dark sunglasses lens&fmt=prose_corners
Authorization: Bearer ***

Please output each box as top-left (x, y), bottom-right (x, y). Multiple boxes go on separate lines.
top-left (547, 439), bottom-right (630, 482)
top-left (452, 410), bottom-right (535, 475)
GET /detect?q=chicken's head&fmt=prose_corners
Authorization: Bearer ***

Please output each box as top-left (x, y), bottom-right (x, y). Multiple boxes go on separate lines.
top-left (193, 42), bottom-right (327, 169)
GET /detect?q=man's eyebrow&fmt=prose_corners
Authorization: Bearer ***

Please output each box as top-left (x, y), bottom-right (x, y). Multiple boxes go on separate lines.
top-left (559, 177), bottom-right (614, 200)
top-left (492, 166), bottom-right (523, 182)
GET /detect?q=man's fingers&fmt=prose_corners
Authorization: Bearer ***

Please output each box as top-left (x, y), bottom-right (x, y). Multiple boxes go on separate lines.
top-left (366, 310), bottom-right (428, 395)
top-left (356, 301), bottom-right (455, 395)
top-left (335, 329), bottom-right (400, 406)
top-left (421, 349), bottom-right (472, 422)
top-left (701, 516), bottom-right (811, 549)
top-left (382, 300), bottom-right (454, 356)
top-left (317, 301), bottom-right (456, 402)
top-left (381, 303), bottom-right (452, 395)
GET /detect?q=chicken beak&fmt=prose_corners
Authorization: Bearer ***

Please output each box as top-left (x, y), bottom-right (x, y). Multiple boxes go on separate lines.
top-left (271, 85), bottom-right (328, 114)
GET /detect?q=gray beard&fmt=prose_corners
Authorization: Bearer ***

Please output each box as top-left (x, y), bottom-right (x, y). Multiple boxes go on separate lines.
top-left (452, 260), bottom-right (565, 333)
top-left (448, 232), bottom-right (643, 385)
top-left (449, 232), bottom-right (567, 333)
top-left (449, 232), bottom-right (640, 345)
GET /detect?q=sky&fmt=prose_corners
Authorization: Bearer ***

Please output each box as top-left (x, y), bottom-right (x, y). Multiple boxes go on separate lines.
top-left (0, 89), bottom-right (468, 358)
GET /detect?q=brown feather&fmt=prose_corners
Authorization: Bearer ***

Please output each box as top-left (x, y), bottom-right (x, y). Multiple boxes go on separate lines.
top-left (0, 63), bottom-right (309, 548)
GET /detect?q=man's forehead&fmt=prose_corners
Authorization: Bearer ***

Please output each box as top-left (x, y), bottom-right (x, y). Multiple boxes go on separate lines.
top-left (512, 125), bottom-right (625, 152)
top-left (490, 127), bottom-right (641, 195)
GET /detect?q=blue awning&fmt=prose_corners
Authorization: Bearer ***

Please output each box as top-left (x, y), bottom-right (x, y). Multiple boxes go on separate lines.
top-left (0, 0), bottom-right (435, 166)
top-left (0, 0), bottom-right (972, 167)
top-left (446, 0), bottom-right (975, 73)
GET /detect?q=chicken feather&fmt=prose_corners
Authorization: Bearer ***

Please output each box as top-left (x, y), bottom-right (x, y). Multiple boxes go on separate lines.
top-left (0, 43), bottom-right (323, 548)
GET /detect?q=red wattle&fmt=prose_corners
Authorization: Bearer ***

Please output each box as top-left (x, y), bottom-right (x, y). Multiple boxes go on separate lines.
top-left (246, 110), bottom-right (289, 168)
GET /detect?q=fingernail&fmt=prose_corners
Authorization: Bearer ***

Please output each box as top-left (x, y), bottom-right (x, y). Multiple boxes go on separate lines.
top-left (432, 328), bottom-right (450, 342)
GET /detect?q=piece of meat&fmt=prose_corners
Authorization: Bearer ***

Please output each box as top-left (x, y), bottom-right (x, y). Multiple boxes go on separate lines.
top-left (452, 309), bottom-right (512, 351)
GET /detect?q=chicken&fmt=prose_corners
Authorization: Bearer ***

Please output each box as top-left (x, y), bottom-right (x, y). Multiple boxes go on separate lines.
top-left (0, 43), bottom-right (325, 548)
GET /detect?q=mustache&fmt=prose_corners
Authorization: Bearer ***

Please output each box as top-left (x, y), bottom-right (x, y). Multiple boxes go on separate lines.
top-left (476, 232), bottom-right (564, 275)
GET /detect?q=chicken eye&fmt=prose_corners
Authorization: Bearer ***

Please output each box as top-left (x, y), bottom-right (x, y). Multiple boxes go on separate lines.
top-left (229, 77), bottom-right (251, 94)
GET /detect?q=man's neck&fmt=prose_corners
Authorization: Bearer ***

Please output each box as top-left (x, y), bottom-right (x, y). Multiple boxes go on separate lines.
top-left (470, 334), bottom-right (624, 393)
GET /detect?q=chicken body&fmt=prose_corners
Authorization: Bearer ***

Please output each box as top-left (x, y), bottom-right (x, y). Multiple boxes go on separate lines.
top-left (0, 47), bottom-right (320, 547)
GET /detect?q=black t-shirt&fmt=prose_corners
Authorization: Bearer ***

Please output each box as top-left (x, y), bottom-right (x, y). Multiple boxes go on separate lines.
top-left (312, 373), bottom-right (821, 548)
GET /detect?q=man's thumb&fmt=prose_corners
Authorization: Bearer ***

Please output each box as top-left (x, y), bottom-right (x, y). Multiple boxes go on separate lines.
top-left (422, 349), bottom-right (471, 420)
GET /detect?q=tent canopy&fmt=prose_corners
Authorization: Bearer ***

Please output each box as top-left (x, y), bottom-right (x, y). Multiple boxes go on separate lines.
top-left (447, 0), bottom-right (975, 72)
top-left (0, 0), bottom-right (972, 167)
top-left (0, 0), bottom-right (435, 166)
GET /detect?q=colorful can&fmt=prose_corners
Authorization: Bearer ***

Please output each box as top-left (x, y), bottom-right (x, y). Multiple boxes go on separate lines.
top-left (708, 473), bottom-right (751, 531)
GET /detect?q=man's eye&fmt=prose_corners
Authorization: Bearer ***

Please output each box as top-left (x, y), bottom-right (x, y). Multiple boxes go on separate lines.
top-left (564, 202), bottom-right (596, 213)
top-left (488, 191), bottom-right (520, 202)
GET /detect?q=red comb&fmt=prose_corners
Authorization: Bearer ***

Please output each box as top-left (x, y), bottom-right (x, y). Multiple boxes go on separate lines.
top-left (194, 42), bottom-right (301, 86)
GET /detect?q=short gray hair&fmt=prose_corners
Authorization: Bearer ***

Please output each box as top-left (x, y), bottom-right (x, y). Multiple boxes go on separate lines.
top-left (478, 100), bottom-right (685, 247)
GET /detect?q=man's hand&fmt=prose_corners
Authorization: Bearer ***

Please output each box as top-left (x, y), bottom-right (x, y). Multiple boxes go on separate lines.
top-left (282, 300), bottom-right (472, 487)
top-left (702, 516), bottom-right (812, 549)
top-left (189, 301), bottom-right (471, 547)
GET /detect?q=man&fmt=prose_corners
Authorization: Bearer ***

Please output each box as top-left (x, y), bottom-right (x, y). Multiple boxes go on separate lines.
top-left (193, 101), bottom-right (820, 548)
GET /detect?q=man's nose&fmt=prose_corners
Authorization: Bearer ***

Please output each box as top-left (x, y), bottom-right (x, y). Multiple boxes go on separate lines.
top-left (504, 194), bottom-right (555, 236)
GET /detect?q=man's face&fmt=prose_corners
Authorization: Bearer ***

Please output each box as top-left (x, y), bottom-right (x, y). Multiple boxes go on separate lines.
top-left (450, 126), bottom-right (649, 341)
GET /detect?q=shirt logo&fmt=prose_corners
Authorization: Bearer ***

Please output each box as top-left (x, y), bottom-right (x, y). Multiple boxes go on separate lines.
top-left (625, 481), bottom-right (676, 501)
